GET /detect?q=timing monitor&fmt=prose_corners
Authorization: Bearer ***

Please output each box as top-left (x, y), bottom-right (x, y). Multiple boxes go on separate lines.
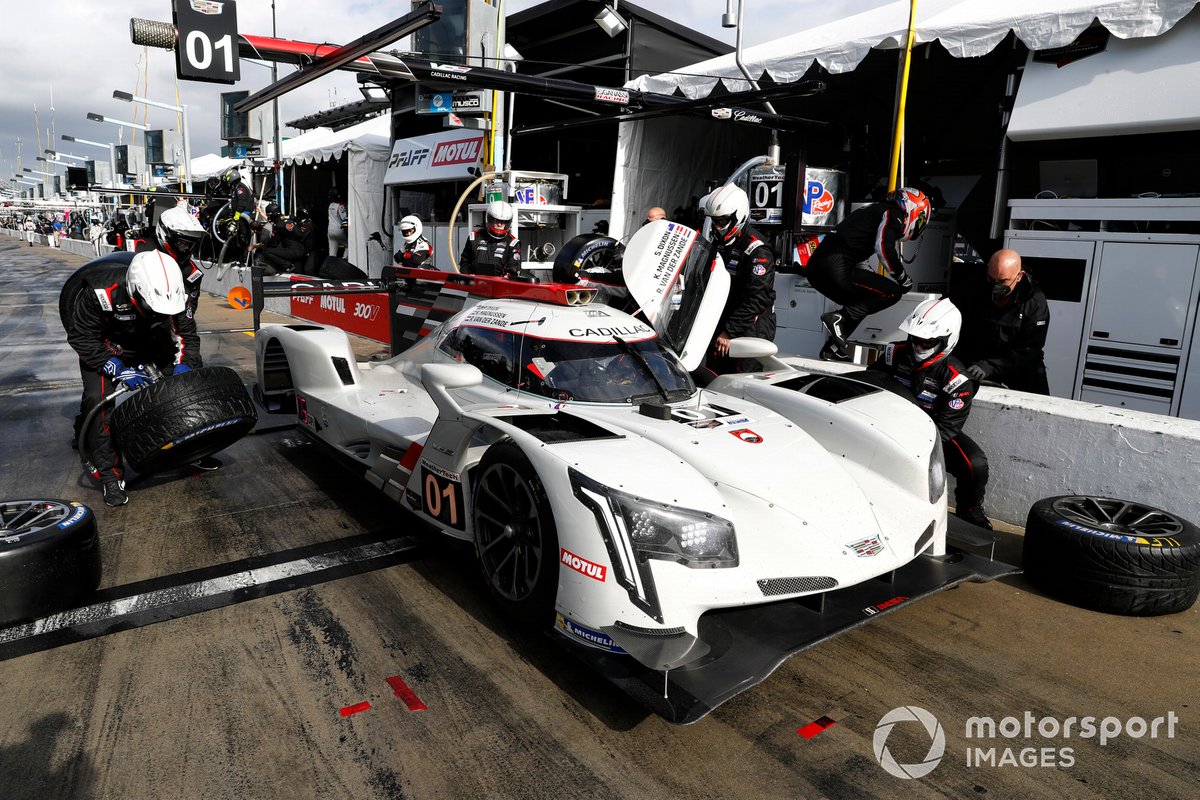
top-left (67, 167), bottom-right (89, 190)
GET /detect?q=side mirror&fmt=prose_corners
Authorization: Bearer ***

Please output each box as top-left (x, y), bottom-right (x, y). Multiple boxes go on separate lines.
top-left (422, 362), bottom-right (483, 419)
top-left (727, 337), bottom-right (778, 359)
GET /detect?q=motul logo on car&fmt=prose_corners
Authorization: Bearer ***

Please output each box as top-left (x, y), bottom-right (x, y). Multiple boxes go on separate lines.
top-left (561, 548), bottom-right (606, 582)
top-left (431, 139), bottom-right (481, 166)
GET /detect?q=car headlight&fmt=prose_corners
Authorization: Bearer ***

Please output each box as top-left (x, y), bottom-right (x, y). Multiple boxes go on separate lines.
top-left (928, 436), bottom-right (946, 503)
top-left (570, 469), bottom-right (738, 569)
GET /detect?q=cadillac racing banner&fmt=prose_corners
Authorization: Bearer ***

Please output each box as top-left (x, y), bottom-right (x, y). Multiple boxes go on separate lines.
top-left (383, 129), bottom-right (485, 185)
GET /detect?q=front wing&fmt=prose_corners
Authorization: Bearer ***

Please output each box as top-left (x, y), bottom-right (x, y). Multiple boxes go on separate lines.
top-left (558, 546), bottom-right (1019, 724)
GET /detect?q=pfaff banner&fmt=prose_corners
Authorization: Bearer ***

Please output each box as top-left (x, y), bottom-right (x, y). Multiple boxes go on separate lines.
top-left (384, 130), bottom-right (485, 185)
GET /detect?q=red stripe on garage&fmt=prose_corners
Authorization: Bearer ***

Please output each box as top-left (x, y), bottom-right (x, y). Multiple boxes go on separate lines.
top-left (386, 675), bottom-right (428, 711)
top-left (796, 715), bottom-right (838, 739)
top-left (339, 701), bottom-right (371, 717)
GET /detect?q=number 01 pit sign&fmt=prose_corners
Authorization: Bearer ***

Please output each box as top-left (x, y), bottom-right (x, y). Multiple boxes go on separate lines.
top-left (173, 0), bottom-right (240, 84)
top-left (749, 165), bottom-right (785, 226)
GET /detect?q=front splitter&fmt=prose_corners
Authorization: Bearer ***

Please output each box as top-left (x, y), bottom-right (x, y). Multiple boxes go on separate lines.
top-left (556, 549), bottom-right (1019, 724)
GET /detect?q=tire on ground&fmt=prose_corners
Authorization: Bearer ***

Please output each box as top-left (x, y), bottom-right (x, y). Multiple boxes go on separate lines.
top-left (1023, 495), bottom-right (1200, 616)
top-left (0, 500), bottom-right (101, 627)
top-left (109, 366), bottom-right (258, 474)
top-left (471, 441), bottom-right (559, 629)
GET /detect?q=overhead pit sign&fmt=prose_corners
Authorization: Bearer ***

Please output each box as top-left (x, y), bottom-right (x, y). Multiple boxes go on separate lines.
top-left (384, 130), bottom-right (485, 185)
top-left (173, 0), bottom-right (240, 84)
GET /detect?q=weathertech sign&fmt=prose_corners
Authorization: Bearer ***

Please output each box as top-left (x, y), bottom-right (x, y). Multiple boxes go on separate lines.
top-left (384, 130), bottom-right (485, 185)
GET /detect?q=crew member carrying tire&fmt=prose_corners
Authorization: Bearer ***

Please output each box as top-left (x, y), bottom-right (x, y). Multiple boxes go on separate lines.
top-left (868, 297), bottom-right (993, 529)
top-left (806, 187), bottom-right (932, 362)
top-left (460, 201), bottom-right (523, 279)
top-left (65, 250), bottom-right (201, 507)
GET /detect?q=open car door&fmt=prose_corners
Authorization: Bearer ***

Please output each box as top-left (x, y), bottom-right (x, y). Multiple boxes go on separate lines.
top-left (622, 220), bottom-right (731, 371)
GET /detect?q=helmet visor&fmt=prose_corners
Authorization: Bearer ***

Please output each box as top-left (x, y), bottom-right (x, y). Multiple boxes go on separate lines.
top-left (488, 219), bottom-right (510, 237)
top-left (399, 224), bottom-right (416, 237)
top-left (909, 335), bottom-right (940, 361)
top-left (711, 213), bottom-right (736, 234)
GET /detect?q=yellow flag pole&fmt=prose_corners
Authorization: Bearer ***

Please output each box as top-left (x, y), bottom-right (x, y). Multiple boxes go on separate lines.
top-left (887, 0), bottom-right (919, 192)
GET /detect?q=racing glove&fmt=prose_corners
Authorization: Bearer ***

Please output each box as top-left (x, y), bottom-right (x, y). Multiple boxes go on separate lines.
top-left (173, 364), bottom-right (193, 375)
top-left (966, 363), bottom-right (993, 382)
top-left (894, 270), bottom-right (914, 294)
top-left (116, 367), bottom-right (150, 390)
top-left (101, 357), bottom-right (125, 378)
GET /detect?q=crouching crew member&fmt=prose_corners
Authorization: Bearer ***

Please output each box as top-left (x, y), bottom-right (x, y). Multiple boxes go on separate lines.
top-left (869, 297), bottom-right (993, 530)
top-left (460, 201), bottom-right (522, 279)
top-left (66, 250), bottom-right (201, 507)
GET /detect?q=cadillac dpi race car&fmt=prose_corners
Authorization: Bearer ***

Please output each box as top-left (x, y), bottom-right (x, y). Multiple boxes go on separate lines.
top-left (256, 220), bottom-right (1013, 722)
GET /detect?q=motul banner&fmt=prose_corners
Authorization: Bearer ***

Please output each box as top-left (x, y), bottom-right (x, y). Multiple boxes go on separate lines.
top-left (289, 277), bottom-right (390, 343)
top-left (383, 129), bottom-right (485, 185)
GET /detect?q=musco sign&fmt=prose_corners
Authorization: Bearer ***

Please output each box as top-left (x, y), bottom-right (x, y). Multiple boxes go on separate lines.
top-left (384, 130), bottom-right (485, 185)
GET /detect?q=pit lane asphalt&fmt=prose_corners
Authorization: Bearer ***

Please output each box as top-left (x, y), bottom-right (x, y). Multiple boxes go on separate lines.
top-left (0, 237), bottom-right (1196, 800)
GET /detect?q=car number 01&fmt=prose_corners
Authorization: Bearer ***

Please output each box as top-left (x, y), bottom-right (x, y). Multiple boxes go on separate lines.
top-left (185, 31), bottom-right (235, 73)
top-left (422, 467), bottom-right (464, 529)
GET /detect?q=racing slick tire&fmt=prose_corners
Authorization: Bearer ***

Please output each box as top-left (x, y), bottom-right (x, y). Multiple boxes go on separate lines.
top-left (551, 234), bottom-right (621, 284)
top-left (109, 366), bottom-right (258, 475)
top-left (1023, 495), bottom-right (1200, 616)
top-left (472, 442), bottom-right (559, 629)
top-left (0, 500), bottom-right (101, 627)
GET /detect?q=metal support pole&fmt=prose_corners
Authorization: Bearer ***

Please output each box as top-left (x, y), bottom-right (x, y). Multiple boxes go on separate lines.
top-left (181, 103), bottom-right (193, 190)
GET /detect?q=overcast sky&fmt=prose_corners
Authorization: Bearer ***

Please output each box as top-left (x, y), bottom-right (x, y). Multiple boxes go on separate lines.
top-left (0, 0), bottom-right (888, 185)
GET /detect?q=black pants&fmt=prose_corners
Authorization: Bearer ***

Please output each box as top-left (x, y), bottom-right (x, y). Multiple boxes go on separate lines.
top-left (944, 431), bottom-right (989, 509)
top-left (805, 249), bottom-right (905, 336)
top-left (77, 363), bottom-right (122, 481)
top-left (259, 241), bottom-right (304, 274)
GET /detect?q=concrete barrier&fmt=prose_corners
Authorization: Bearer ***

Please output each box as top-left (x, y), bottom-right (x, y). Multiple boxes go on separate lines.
top-left (781, 356), bottom-right (1200, 526)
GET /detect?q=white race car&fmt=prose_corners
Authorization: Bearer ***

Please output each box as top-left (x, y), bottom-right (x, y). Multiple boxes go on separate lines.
top-left (256, 221), bottom-right (1010, 722)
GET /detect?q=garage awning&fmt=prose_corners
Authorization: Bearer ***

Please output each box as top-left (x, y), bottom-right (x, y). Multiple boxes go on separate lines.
top-left (1008, 9), bottom-right (1200, 141)
top-left (280, 115), bottom-right (392, 166)
top-left (627, 0), bottom-right (1200, 98)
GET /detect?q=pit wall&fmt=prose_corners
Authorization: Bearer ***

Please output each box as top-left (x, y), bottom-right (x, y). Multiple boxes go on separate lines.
top-left (782, 357), bottom-right (1200, 527)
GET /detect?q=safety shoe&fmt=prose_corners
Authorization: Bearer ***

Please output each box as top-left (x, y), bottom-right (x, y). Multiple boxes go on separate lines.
top-left (190, 455), bottom-right (223, 472)
top-left (820, 310), bottom-right (848, 349)
top-left (819, 341), bottom-right (852, 363)
top-left (956, 506), bottom-right (993, 530)
top-left (102, 477), bottom-right (129, 507)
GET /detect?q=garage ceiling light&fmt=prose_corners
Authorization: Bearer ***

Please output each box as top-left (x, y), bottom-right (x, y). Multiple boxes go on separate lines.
top-left (594, 3), bottom-right (628, 37)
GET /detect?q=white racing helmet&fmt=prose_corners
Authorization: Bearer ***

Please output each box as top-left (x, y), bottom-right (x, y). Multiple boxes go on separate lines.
top-left (157, 204), bottom-right (206, 260)
top-left (485, 200), bottom-right (514, 239)
top-left (398, 214), bottom-right (423, 244)
top-left (704, 183), bottom-right (750, 244)
top-left (899, 296), bottom-right (961, 367)
top-left (128, 250), bottom-right (187, 316)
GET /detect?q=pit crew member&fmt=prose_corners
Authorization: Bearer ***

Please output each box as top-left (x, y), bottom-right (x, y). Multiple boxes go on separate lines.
top-left (460, 201), bottom-right (523, 279)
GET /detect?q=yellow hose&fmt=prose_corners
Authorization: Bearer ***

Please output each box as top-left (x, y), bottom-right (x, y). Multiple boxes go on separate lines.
top-left (887, 0), bottom-right (919, 193)
top-left (446, 172), bottom-right (497, 273)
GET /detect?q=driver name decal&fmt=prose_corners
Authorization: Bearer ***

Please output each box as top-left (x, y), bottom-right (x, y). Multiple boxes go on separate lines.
top-left (561, 548), bottom-right (607, 582)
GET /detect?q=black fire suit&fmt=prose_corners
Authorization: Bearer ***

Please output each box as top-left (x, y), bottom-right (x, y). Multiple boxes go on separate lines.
top-left (393, 236), bottom-right (433, 270)
top-left (804, 201), bottom-right (912, 337)
top-left (952, 274), bottom-right (1050, 395)
top-left (257, 215), bottom-right (307, 275)
top-left (460, 228), bottom-right (522, 278)
top-left (708, 225), bottom-right (776, 374)
top-left (66, 261), bottom-right (201, 481)
top-left (869, 341), bottom-right (989, 510)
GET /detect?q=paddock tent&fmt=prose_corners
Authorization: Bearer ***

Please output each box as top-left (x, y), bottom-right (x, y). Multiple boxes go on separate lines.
top-left (189, 153), bottom-right (242, 182)
top-left (613, 0), bottom-right (1200, 238)
top-left (281, 115), bottom-right (392, 276)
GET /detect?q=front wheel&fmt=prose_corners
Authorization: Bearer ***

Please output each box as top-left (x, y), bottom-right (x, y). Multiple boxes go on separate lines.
top-left (472, 442), bottom-right (559, 628)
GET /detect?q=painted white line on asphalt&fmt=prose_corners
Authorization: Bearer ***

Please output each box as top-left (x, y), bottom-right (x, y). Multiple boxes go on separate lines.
top-left (0, 536), bottom-right (414, 644)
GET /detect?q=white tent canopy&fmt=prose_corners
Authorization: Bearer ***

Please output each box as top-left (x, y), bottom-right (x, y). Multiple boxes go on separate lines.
top-left (189, 153), bottom-right (242, 182)
top-left (279, 115), bottom-right (391, 166)
top-left (628, 0), bottom-right (1200, 98)
top-left (612, 0), bottom-right (1200, 239)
